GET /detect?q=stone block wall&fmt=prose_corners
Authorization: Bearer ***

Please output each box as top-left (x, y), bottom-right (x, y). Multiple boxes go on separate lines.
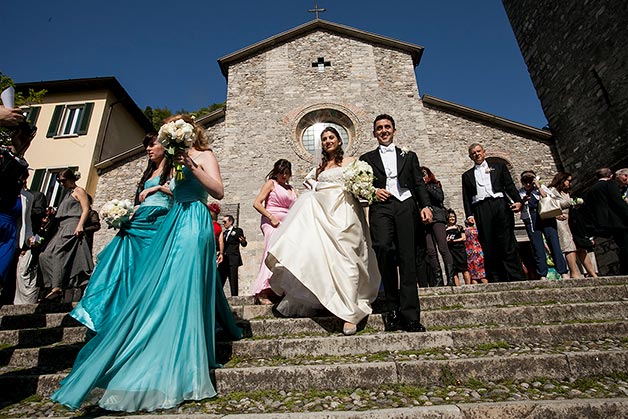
top-left (421, 103), bottom-right (560, 218)
top-left (212, 30), bottom-right (430, 293)
top-left (92, 152), bottom-right (146, 254)
top-left (501, 0), bottom-right (628, 191)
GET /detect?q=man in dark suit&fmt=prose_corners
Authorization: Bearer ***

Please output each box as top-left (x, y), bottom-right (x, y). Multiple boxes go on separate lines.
top-left (461, 143), bottom-right (525, 282)
top-left (586, 168), bottom-right (628, 274)
top-left (360, 114), bottom-right (432, 332)
top-left (218, 214), bottom-right (247, 296)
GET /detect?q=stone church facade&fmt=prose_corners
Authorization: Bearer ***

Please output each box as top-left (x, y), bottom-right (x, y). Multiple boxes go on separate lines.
top-left (94, 20), bottom-right (559, 292)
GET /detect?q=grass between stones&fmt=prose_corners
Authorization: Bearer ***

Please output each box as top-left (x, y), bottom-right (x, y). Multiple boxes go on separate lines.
top-left (2, 374), bottom-right (627, 417)
top-left (223, 338), bottom-right (628, 368)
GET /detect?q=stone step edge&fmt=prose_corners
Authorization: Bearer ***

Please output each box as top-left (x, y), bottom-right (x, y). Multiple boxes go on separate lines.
top-left (2, 276), bottom-right (627, 317)
top-left (7, 349), bottom-right (627, 397)
top-left (4, 320), bottom-right (628, 370)
top-left (4, 398), bottom-right (628, 419)
top-left (0, 285), bottom-right (628, 330)
top-left (2, 301), bottom-right (627, 349)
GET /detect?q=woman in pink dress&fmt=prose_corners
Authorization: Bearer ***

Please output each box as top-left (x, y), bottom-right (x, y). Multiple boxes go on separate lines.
top-left (252, 159), bottom-right (297, 304)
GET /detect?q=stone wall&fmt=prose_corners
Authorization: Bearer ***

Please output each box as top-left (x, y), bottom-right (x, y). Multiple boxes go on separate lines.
top-left (421, 103), bottom-right (560, 218)
top-left (92, 152), bottom-right (146, 253)
top-left (501, 0), bottom-right (628, 191)
top-left (211, 30), bottom-right (429, 293)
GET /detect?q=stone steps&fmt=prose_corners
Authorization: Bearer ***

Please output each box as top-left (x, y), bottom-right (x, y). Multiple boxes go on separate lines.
top-left (4, 345), bottom-right (627, 398)
top-left (0, 276), bottom-right (627, 417)
top-left (1, 299), bottom-right (626, 349)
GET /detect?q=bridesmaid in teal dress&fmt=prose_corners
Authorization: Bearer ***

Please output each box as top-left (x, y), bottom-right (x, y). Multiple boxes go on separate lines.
top-left (51, 115), bottom-right (242, 412)
top-left (70, 133), bottom-right (173, 332)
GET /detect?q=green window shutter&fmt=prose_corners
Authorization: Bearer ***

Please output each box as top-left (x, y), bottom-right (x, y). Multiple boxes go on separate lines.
top-left (76, 102), bottom-right (94, 135)
top-left (46, 105), bottom-right (64, 138)
top-left (30, 169), bottom-right (44, 192)
top-left (26, 106), bottom-right (40, 128)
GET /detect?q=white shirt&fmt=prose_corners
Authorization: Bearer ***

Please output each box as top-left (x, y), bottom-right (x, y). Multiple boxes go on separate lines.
top-left (472, 161), bottom-right (503, 204)
top-left (379, 143), bottom-right (412, 202)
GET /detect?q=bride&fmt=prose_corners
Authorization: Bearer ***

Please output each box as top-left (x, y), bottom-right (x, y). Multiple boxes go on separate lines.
top-left (267, 126), bottom-right (380, 335)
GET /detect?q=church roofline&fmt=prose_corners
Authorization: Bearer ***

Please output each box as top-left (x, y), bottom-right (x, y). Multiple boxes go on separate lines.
top-left (195, 107), bottom-right (225, 126)
top-left (422, 94), bottom-right (552, 140)
top-left (217, 19), bottom-right (424, 78)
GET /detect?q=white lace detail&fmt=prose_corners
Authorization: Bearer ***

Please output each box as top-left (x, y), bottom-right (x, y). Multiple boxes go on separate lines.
top-left (317, 167), bottom-right (344, 184)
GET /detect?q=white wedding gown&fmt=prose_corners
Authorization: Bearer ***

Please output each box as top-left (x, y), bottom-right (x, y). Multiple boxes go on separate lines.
top-left (266, 166), bottom-right (380, 324)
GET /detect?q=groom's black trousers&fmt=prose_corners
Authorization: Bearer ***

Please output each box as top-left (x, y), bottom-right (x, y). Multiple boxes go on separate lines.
top-left (368, 197), bottom-right (424, 323)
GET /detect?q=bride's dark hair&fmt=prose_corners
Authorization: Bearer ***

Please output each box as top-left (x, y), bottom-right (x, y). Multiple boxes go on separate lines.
top-left (316, 126), bottom-right (344, 179)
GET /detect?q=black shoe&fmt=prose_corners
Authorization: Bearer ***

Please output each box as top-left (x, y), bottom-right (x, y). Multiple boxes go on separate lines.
top-left (382, 310), bottom-right (401, 331)
top-left (402, 321), bottom-right (427, 333)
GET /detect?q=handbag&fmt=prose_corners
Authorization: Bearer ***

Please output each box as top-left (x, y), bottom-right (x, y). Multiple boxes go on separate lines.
top-left (538, 195), bottom-right (562, 219)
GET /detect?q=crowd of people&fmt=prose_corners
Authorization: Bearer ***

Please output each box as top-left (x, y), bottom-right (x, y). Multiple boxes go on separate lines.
top-left (1, 104), bottom-right (627, 412)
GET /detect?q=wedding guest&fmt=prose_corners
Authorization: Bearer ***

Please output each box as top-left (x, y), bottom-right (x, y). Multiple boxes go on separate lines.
top-left (445, 209), bottom-right (471, 286)
top-left (82, 194), bottom-right (101, 255)
top-left (0, 142), bottom-right (28, 299)
top-left (39, 169), bottom-right (93, 302)
top-left (360, 114), bottom-right (432, 332)
top-left (269, 126), bottom-right (380, 336)
top-left (464, 218), bottom-right (487, 284)
top-left (568, 202), bottom-right (598, 276)
top-left (252, 159), bottom-right (297, 304)
top-left (585, 168), bottom-right (628, 274)
top-left (462, 143), bottom-right (525, 282)
top-left (548, 172), bottom-right (597, 277)
top-left (420, 166), bottom-right (453, 287)
top-left (518, 170), bottom-right (568, 280)
top-left (13, 179), bottom-right (36, 304)
top-left (207, 202), bottom-right (224, 264)
top-left (219, 214), bottom-right (247, 296)
top-left (70, 133), bottom-right (173, 332)
top-left (0, 106), bottom-right (24, 126)
top-left (52, 114), bottom-right (242, 411)
top-left (616, 168), bottom-right (628, 202)
top-left (14, 185), bottom-right (47, 304)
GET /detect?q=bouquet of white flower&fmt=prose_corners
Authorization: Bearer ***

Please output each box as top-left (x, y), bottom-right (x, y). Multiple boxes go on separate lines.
top-left (101, 199), bottom-right (134, 229)
top-left (157, 118), bottom-right (195, 180)
top-left (343, 160), bottom-right (377, 204)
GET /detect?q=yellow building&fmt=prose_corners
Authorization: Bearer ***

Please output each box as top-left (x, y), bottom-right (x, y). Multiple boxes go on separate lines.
top-left (16, 77), bottom-right (153, 206)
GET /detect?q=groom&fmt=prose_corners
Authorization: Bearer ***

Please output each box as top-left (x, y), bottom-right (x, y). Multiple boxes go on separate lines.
top-left (360, 114), bottom-right (432, 332)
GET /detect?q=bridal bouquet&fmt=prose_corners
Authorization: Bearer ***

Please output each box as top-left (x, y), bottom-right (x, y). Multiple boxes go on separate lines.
top-left (157, 118), bottom-right (195, 180)
top-left (343, 160), bottom-right (377, 204)
top-left (101, 199), bottom-right (134, 229)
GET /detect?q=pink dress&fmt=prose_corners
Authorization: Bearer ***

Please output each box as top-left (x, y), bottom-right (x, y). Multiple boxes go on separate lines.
top-left (251, 180), bottom-right (297, 295)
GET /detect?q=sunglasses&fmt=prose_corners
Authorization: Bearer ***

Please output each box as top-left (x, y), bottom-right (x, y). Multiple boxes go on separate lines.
top-left (57, 178), bottom-right (67, 183)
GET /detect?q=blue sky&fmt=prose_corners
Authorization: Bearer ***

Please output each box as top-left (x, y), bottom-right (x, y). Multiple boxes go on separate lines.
top-left (3, 0), bottom-right (548, 128)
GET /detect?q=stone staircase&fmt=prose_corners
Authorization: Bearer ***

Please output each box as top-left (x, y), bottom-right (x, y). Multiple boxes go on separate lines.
top-left (1, 277), bottom-right (628, 418)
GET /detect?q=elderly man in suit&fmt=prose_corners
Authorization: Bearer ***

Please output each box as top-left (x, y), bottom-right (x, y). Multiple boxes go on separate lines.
top-left (218, 214), bottom-right (247, 296)
top-left (360, 114), bottom-right (432, 333)
top-left (586, 168), bottom-right (628, 274)
top-left (462, 143), bottom-right (525, 282)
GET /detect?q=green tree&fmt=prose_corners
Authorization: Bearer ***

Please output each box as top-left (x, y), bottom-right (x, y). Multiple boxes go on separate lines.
top-left (144, 102), bottom-right (225, 130)
top-left (0, 72), bottom-right (46, 147)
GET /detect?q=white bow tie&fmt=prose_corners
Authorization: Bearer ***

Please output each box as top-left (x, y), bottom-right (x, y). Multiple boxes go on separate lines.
top-left (380, 145), bottom-right (395, 153)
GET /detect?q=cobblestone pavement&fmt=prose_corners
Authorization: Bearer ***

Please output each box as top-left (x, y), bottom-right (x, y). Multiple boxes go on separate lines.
top-left (2, 374), bottom-right (628, 417)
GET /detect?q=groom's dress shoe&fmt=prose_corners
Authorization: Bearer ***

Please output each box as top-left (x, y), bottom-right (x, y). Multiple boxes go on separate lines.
top-left (383, 311), bottom-right (401, 332)
top-left (402, 321), bottom-right (427, 333)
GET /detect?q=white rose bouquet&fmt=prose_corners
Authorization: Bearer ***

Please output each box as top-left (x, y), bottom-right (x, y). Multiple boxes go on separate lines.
top-left (343, 160), bottom-right (377, 204)
top-left (157, 118), bottom-right (195, 180)
top-left (101, 199), bottom-right (134, 229)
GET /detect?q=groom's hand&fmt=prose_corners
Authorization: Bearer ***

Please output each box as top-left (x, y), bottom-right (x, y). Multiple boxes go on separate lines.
top-left (375, 188), bottom-right (391, 202)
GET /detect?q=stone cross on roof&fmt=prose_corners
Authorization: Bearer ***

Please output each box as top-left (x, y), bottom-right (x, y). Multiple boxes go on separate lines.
top-left (308, 1), bottom-right (326, 19)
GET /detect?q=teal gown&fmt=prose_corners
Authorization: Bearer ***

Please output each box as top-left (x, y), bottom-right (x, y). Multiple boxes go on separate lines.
top-left (51, 167), bottom-right (243, 412)
top-left (71, 176), bottom-right (173, 332)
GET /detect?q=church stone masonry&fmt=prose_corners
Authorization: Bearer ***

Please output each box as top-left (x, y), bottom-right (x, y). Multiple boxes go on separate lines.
top-left (94, 19), bottom-right (559, 292)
